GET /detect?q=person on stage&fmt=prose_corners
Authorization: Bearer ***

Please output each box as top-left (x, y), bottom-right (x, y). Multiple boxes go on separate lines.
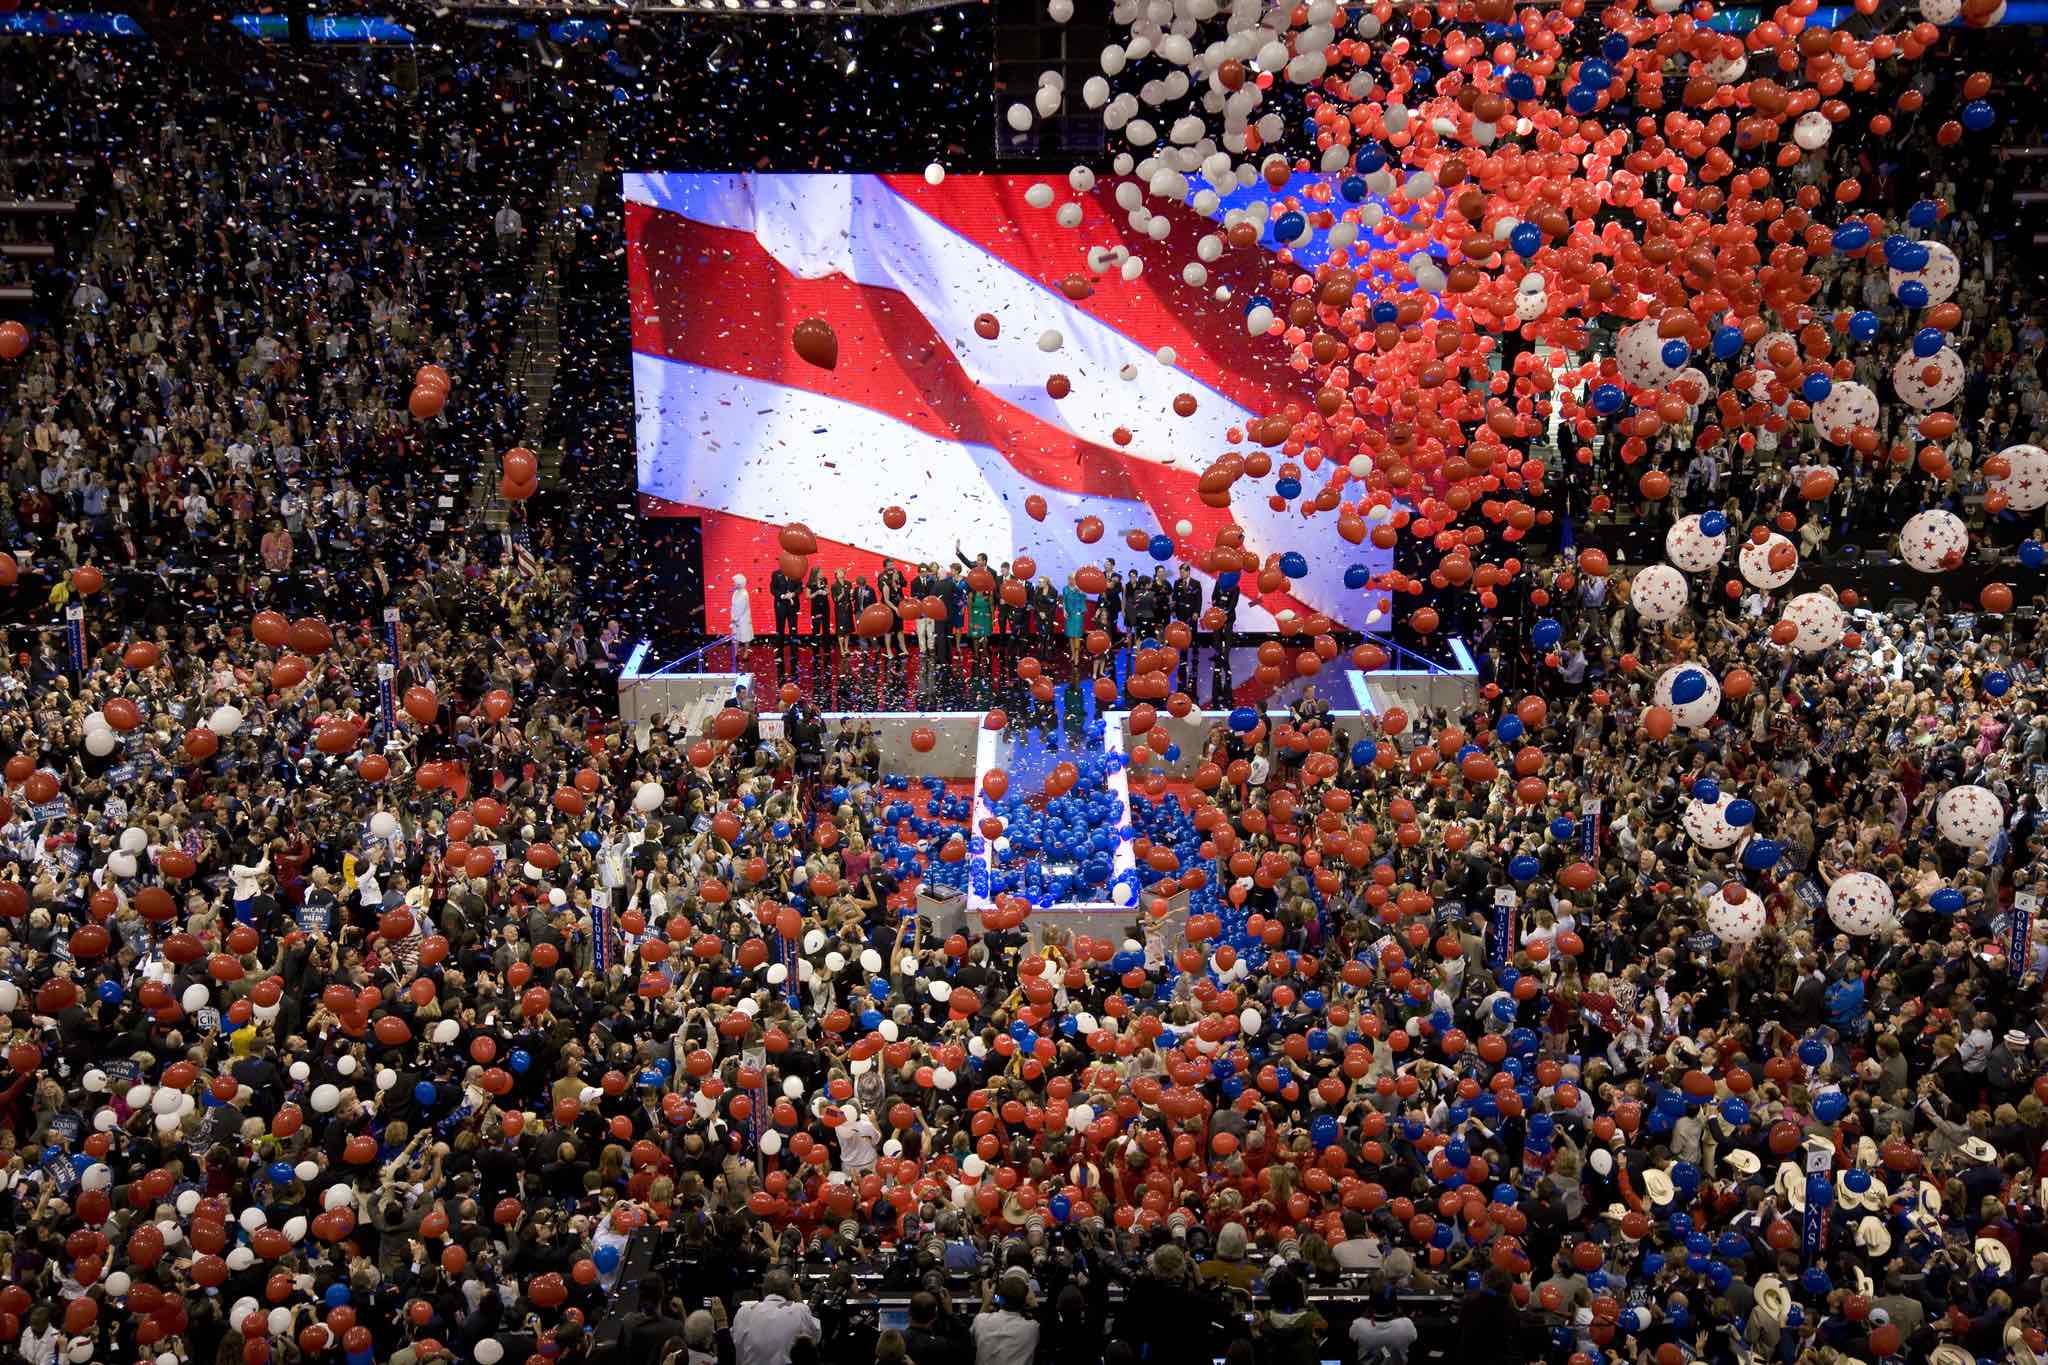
top-left (806, 566), bottom-right (831, 658)
top-left (771, 562), bottom-right (803, 669)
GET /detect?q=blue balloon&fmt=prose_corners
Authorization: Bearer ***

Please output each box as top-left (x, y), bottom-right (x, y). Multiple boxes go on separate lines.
top-left (594, 1244), bottom-right (622, 1273)
top-left (1806, 1173), bottom-right (1836, 1207)
top-left (1273, 210), bottom-right (1308, 243)
top-left (1711, 326), bottom-right (1744, 360)
top-left (1357, 143), bottom-right (1387, 172)
top-left (1579, 58), bottom-right (1612, 88)
top-left (508, 1049), bottom-right (532, 1073)
top-left (1814, 1091), bottom-right (1847, 1123)
top-left (1882, 234), bottom-right (1916, 266)
top-left (1311, 1113), bottom-right (1340, 1149)
top-left (414, 1082), bottom-right (436, 1105)
top-left (1741, 838), bottom-right (1783, 871)
top-left (1848, 309), bottom-right (1880, 342)
top-left (1843, 1167), bottom-right (1871, 1194)
top-left (1148, 534), bottom-right (1174, 562)
top-left (1549, 816), bottom-right (1577, 840)
top-left (1913, 326), bottom-right (1947, 357)
top-left (1496, 715), bottom-right (1525, 745)
top-left (1591, 383), bottom-right (1626, 414)
top-left (1339, 176), bottom-right (1368, 203)
top-left (1699, 510), bottom-right (1728, 537)
top-left (2023, 540), bottom-right (2048, 570)
top-left (1661, 339), bottom-right (1690, 369)
top-left (1601, 31), bottom-right (1629, 60)
top-left (1670, 668), bottom-right (1708, 706)
top-left (1797, 1036), bottom-right (1828, 1067)
top-left (1930, 887), bottom-right (1965, 914)
top-left (1962, 99), bottom-right (1996, 132)
top-left (1720, 1098), bottom-right (1750, 1127)
top-left (1531, 618), bottom-right (1562, 649)
top-left (1509, 854), bottom-right (1542, 882)
top-left (1350, 739), bottom-right (1378, 766)
top-left (325, 1284), bottom-right (353, 1308)
top-left (1229, 706), bottom-right (1260, 733)
top-left (97, 979), bottom-right (125, 1004)
top-left (1279, 550), bottom-right (1309, 578)
top-left (1899, 280), bottom-right (1930, 308)
top-left (1506, 71), bottom-right (1535, 99)
top-left (860, 1009), bottom-right (883, 1030)
top-left (1801, 1266), bottom-right (1833, 1296)
top-left (1275, 477), bottom-right (1303, 500)
top-left (1800, 372), bottom-right (1833, 403)
top-left (1509, 222), bottom-right (1543, 258)
top-left (1372, 301), bottom-right (1398, 325)
top-left (268, 1161), bottom-right (296, 1183)
top-left (1049, 1194), bottom-right (1072, 1223)
top-left (1692, 777), bottom-right (1721, 804)
top-left (1344, 564), bottom-right (1372, 589)
top-left (1725, 798), bottom-right (1757, 827)
top-left (1985, 670), bottom-right (2012, 698)
top-left (1831, 222), bottom-right (1871, 252)
top-left (1907, 199), bottom-right (1939, 229)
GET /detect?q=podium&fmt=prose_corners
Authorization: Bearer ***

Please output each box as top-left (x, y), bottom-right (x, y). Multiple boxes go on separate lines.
top-left (917, 883), bottom-right (968, 938)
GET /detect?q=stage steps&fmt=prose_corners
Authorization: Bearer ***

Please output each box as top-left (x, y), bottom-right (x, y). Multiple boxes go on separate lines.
top-left (477, 127), bottom-right (610, 529)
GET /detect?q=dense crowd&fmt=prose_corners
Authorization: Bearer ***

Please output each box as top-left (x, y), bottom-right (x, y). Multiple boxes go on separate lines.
top-left (2, 13), bottom-right (2048, 1365)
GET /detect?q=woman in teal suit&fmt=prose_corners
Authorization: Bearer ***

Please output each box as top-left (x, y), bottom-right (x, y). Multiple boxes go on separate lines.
top-left (1062, 575), bottom-right (1086, 672)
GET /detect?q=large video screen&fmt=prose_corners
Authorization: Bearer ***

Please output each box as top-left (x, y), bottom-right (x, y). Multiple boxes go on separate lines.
top-left (625, 172), bottom-right (1393, 636)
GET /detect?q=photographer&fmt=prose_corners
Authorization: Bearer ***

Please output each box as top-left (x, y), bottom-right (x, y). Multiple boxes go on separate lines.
top-left (970, 1269), bottom-right (1038, 1365)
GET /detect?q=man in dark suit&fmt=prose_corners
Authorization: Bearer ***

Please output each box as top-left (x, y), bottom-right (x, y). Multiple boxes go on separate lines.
top-left (936, 566), bottom-right (963, 666)
top-left (770, 564), bottom-right (803, 669)
top-left (1171, 565), bottom-right (1203, 685)
top-left (1209, 569), bottom-right (1240, 701)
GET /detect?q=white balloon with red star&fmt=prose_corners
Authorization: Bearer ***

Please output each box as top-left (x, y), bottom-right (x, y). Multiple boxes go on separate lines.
top-left (1934, 784), bottom-right (2003, 849)
top-left (1898, 509), bottom-right (1968, 573)
top-left (1631, 564), bottom-right (1691, 623)
top-left (1684, 793), bottom-right (1744, 849)
top-left (1783, 591), bottom-right (1845, 654)
top-left (1704, 883), bottom-right (1767, 945)
top-left (1989, 444), bottom-right (2048, 512)
top-left (1738, 532), bottom-right (1798, 590)
top-left (1616, 319), bottom-right (1682, 390)
top-left (1810, 380), bottom-right (1880, 444)
top-left (1653, 662), bottom-right (1722, 730)
top-left (1891, 346), bottom-right (1964, 412)
top-left (1665, 514), bottom-right (1726, 573)
top-left (1887, 239), bottom-right (1961, 306)
top-left (1826, 871), bottom-right (1899, 937)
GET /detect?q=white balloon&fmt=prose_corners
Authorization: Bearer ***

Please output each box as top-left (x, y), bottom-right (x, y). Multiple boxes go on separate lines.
top-left (633, 782), bottom-right (664, 814)
top-left (376, 1068), bottom-right (397, 1091)
top-left (923, 163), bottom-right (945, 186)
top-left (476, 1340), bottom-right (506, 1365)
top-left (107, 851), bottom-right (137, 879)
top-left (1631, 564), bottom-right (1691, 623)
top-left (322, 1185), bottom-right (353, 1211)
top-left (860, 948), bottom-right (883, 974)
top-left (289, 1061), bottom-right (310, 1082)
top-left (1705, 887), bottom-right (1766, 945)
top-left (207, 705), bottom-right (244, 737)
top-left (824, 951), bottom-right (847, 973)
top-left (1737, 532), bottom-right (1798, 590)
top-left (933, 1066), bottom-right (957, 1090)
top-left (1665, 514), bottom-right (1726, 573)
top-left (1989, 444), bottom-right (2048, 512)
top-left (1934, 785), bottom-right (2003, 849)
top-left (1239, 1007), bottom-right (1262, 1035)
top-left (310, 1083), bottom-right (341, 1113)
top-left (176, 1190), bottom-right (200, 1218)
top-left (759, 1130), bottom-right (783, 1156)
top-left (85, 728), bottom-right (117, 757)
top-left (369, 811), bottom-right (399, 839)
top-left (268, 1308), bottom-right (292, 1337)
top-left (1899, 509), bottom-right (1968, 573)
top-left (229, 1300), bottom-right (259, 1334)
top-left (1810, 380), bottom-right (1879, 445)
top-left (879, 1019), bottom-right (899, 1042)
top-left (151, 1086), bottom-right (181, 1115)
top-left (1783, 592), bottom-right (1845, 654)
top-left (765, 963), bottom-right (788, 986)
top-left (433, 1019), bottom-right (460, 1045)
top-left (125, 1084), bottom-right (153, 1111)
top-left (1653, 663), bottom-right (1723, 730)
top-left (82, 1068), bottom-right (106, 1093)
top-left (240, 1207), bottom-right (267, 1231)
top-left (1891, 345), bottom-right (1963, 411)
top-left (1792, 110), bottom-right (1832, 151)
top-left (336, 1054), bottom-right (358, 1076)
top-left (1887, 239), bottom-right (1960, 306)
top-left (283, 1215), bottom-right (307, 1243)
top-left (1683, 794), bottom-right (1744, 850)
top-left (120, 827), bottom-right (147, 853)
top-left (295, 1161), bottom-right (319, 1182)
top-left (783, 1075), bottom-right (805, 1098)
top-left (106, 1272), bottom-right (131, 1297)
top-left (1615, 319), bottom-right (1680, 390)
top-left (1827, 872), bottom-right (1898, 937)
top-left (80, 1162), bottom-right (111, 1191)
top-left (1920, 0), bottom-right (1960, 17)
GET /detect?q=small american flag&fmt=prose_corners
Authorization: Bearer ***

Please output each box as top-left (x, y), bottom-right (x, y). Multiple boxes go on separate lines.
top-left (513, 541), bottom-right (541, 579)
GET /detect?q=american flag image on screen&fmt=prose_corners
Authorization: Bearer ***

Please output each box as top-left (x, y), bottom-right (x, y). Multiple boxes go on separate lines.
top-left (624, 172), bottom-right (1394, 636)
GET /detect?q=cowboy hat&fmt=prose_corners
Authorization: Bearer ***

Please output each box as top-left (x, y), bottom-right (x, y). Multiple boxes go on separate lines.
top-left (2007, 1310), bottom-right (2042, 1365)
top-left (1977, 1237), bottom-right (2015, 1276)
top-left (1930, 1345), bottom-right (1974, 1365)
top-left (1851, 1266), bottom-right (1874, 1298)
top-left (1724, 1149), bottom-right (1761, 1176)
top-left (1754, 1275), bottom-right (1792, 1327)
top-left (1642, 1167), bottom-right (1677, 1205)
top-left (1914, 1180), bottom-right (1943, 1215)
top-left (1774, 1162), bottom-right (1808, 1211)
top-left (1959, 1136), bottom-right (1999, 1165)
top-left (1853, 1216), bottom-right (1891, 1258)
top-left (1836, 1169), bottom-right (1883, 1213)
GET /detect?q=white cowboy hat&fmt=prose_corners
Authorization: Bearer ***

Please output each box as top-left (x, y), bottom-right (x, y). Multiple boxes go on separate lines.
top-left (1853, 1216), bottom-right (1891, 1258)
top-left (1755, 1275), bottom-right (1792, 1328)
top-left (2006, 1309), bottom-right (2042, 1365)
top-left (1836, 1170), bottom-right (1883, 1213)
top-left (1855, 1136), bottom-right (1879, 1168)
top-left (1931, 1345), bottom-right (1974, 1365)
top-left (1642, 1167), bottom-right (1676, 1205)
top-left (1915, 1180), bottom-right (1943, 1215)
top-left (1725, 1149), bottom-right (1761, 1176)
top-left (1977, 1237), bottom-right (2015, 1276)
top-left (1959, 1136), bottom-right (2000, 1165)
top-left (1851, 1266), bottom-right (1874, 1297)
top-left (1774, 1162), bottom-right (1808, 1211)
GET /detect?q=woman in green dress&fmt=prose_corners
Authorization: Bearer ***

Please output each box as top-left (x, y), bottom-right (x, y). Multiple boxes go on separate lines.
top-left (968, 585), bottom-right (993, 674)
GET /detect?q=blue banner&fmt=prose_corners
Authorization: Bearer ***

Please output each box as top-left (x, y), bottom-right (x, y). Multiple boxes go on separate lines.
top-left (382, 607), bottom-right (402, 670)
top-left (64, 605), bottom-right (84, 674)
top-left (1579, 799), bottom-right (1601, 858)
top-left (593, 889), bottom-right (612, 978)
top-left (0, 12), bottom-right (145, 37)
top-left (2013, 894), bottom-right (2036, 982)
top-left (780, 935), bottom-right (801, 1008)
top-left (377, 663), bottom-right (397, 737)
top-left (1488, 889), bottom-right (1517, 971)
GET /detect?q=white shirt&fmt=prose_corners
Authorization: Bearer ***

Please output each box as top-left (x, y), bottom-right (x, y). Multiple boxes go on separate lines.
top-left (1351, 1315), bottom-right (1419, 1363)
top-left (20, 1325), bottom-right (60, 1365)
top-left (971, 1309), bottom-right (1040, 1365)
top-left (837, 1113), bottom-right (880, 1170)
top-left (731, 1294), bottom-right (820, 1365)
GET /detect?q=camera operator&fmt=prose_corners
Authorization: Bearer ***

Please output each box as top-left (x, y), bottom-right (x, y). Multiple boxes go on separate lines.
top-left (902, 1288), bottom-right (970, 1365)
top-left (970, 1269), bottom-right (1039, 1365)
